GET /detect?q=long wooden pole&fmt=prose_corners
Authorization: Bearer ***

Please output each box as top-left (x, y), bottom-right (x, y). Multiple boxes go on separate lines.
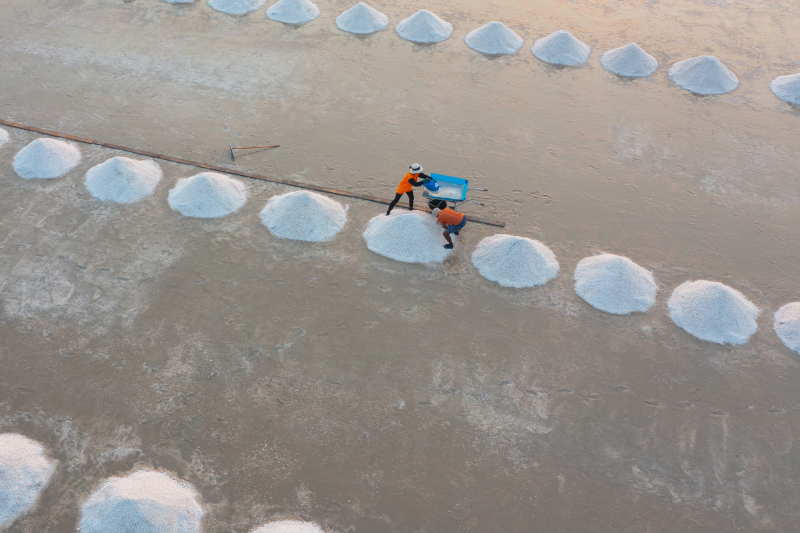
top-left (0, 118), bottom-right (506, 228)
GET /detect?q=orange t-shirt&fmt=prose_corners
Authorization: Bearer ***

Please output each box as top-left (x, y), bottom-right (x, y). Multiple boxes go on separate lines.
top-left (437, 208), bottom-right (465, 227)
top-left (397, 172), bottom-right (420, 194)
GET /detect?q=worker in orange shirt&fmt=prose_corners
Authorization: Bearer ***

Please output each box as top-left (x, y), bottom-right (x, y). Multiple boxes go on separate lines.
top-left (431, 207), bottom-right (467, 250)
top-left (386, 163), bottom-right (432, 216)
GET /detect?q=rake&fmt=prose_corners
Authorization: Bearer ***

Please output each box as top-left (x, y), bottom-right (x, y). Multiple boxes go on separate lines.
top-left (229, 142), bottom-right (280, 159)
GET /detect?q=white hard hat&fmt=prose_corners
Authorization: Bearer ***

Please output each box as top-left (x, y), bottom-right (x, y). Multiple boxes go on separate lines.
top-left (409, 163), bottom-right (423, 174)
top-left (431, 208), bottom-right (441, 216)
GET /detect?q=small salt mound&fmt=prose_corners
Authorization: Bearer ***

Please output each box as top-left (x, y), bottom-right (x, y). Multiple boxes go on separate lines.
top-left (395, 10), bottom-right (453, 44)
top-left (770, 73), bottom-right (800, 105)
top-left (260, 190), bottom-right (347, 242)
top-left (80, 470), bottom-right (202, 533)
top-left (668, 280), bottom-right (759, 345)
top-left (13, 138), bottom-right (81, 179)
top-left (209, 0), bottom-right (266, 15)
top-left (668, 55), bottom-right (739, 95)
top-left (531, 30), bottom-right (590, 67)
top-left (168, 172), bottom-right (247, 218)
top-left (85, 157), bottom-right (162, 204)
top-left (574, 253), bottom-right (656, 314)
top-left (266, 0), bottom-right (319, 24)
top-left (336, 2), bottom-right (389, 34)
top-left (600, 43), bottom-right (658, 78)
top-left (471, 234), bottom-right (559, 288)
top-left (251, 520), bottom-right (324, 533)
top-left (0, 128), bottom-right (8, 147)
top-left (0, 434), bottom-right (57, 529)
top-left (363, 211), bottom-right (452, 263)
top-left (465, 21), bottom-right (523, 55)
top-left (774, 302), bottom-right (800, 353)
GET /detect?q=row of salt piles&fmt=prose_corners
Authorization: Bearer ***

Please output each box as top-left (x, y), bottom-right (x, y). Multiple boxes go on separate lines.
top-left (158, 2), bottom-right (800, 101)
top-left (4, 138), bottom-right (800, 351)
top-left (0, 442), bottom-right (323, 533)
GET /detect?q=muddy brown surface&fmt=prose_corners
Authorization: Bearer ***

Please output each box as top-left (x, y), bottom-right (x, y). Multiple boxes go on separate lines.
top-left (1, 0), bottom-right (799, 531)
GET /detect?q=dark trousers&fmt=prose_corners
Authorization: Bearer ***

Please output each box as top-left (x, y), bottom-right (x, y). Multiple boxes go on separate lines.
top-left (386, 191), bottom-right (414, 215)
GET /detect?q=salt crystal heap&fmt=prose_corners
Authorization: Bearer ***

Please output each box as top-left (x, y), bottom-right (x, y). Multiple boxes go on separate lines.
top-left (260, 190), bottom-right (347, 242)
top-left (668, 280), bottom-right (759, 345)
top-left (395, 10), bottom-right (453, 44)
top-left (363, 211), bottom-right (452, 263)
top-left (0, 434), bottom-right (57, 529)
top-left (336, 2), bottom-right (389, 34)
top-left (80, 470), bottom-right (203, 533)
top-left (531, 30), bottom-right (590, 67)
top-left (13, 138), bottom-right (81, 179)
top-left (668, 55), bottom-right (738, 95)
top-left (251, 520), bottom-right (324, 533)
top-left (85, 157), bottom-right (162, 204)
top-left (770, 73), bottom-right (800, 106)
top-left (267, 0), bottom-right (320, 24)
top-left (465, 21), bottom-right (523, 55)
top-left (471, 234), bottom-right (559, 288)
top-left (600, 43), bottom-right (658, 78)
top-left (574, 253), bottom-right (657, 314)
top-left (774, 302), bottom-right (800, 353)
top-left (208, 0), bottom-right (266, 15)
top-left (168, 172), bottom-right (247, 218)
top-left (0, 128), bottom-right (8, 147)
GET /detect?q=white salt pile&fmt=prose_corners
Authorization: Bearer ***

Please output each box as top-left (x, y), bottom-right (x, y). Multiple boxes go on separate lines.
top-left (774, 302), bottom-right (800, 353)
top-left (13, 138), bottom-right (81, 179)
top-left (395, 10), bottom-right (453, 44)
top-left (531, 30), bottom-right (590, 67)
top-left (600, 43), bottom-right (658, 78)
top-left (251, 520), bottom-right (324, 533)
top-left (574, 253), bottom-right (656, 314)
top-left (0, 433), bottom-right (57, 529)
top-left (336, 2), bottom-right (388, 34)
top-left (770, 73), bottom-right (800, 105)
top-left (363, 211), bottom-right (452, 263)
top-left (668, 55), bottom-right (739, 95)
top-left (168, 172), bottom-right (247, 218)
top-left (80, 470), bottom-right (203, 533)
top-left (465, 21), bottom-right (523, 55)
top-left (85, 156), bottom-right (162, 204)
top-left (266, 0), bottom-right (319, 24)
top-left (471, 234), bottom-right (559, 288)
top-left (0, 128), bottom-right (8, 147)
top-left (209, 0), bottom-right (266, 15)
top-left (667, 280), bottom-right (759, 345)
top-left (424, 184), bottom-right (462, 200)
top-left (260, 190), bottom-right (347, 242)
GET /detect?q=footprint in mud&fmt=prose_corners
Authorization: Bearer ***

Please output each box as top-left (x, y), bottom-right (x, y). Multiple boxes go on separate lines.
top-left (710, 410), bottom-right (727, 416)
top-left (499, 381), bottom-right (513, 387)
top-left (614, 385), bottom-right (629, 392)
top-left (379, 286), bottom-right (392, 293)
top-left (352, 278), bottom-right (367, 287)
top-left (526, 389), bottom-right (541, 397)
top-left (444, 388), bottom-right (458, 395)
top-left (678, 401), bottom-right (693, 409)
top-left (418, 400), bottom-right (434, 406)
top-left (739, 404), bottom-right (754, 411)
top-left (644, 400), bottom-right (663, 408)
top-left (378, 308), bottom-right (391, 316)
top-left (362, 322), bottom-right (378, 329)
top-left (768, 407), bottom-right (786, 414)
top-left (557, 389), bottom-right (573, 394)
top-left (584, 393), bottom-right (600, 400)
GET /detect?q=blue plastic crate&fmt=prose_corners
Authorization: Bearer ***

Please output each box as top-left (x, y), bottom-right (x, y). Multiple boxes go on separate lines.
top-left (424, 173), bottom-right (468, 201)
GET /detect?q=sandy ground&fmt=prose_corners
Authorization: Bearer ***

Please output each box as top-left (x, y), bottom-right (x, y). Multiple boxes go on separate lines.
top-left (1, 0), bottom-right (799, 531)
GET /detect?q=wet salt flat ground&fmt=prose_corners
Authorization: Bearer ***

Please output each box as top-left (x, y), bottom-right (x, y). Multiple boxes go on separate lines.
top-left (1, 0), bottom-right (800, 531)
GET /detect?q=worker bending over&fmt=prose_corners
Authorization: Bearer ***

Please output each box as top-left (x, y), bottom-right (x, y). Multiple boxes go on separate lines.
top-left (386, 163), bottom-right (431, 216)
top-left (431, 207), bottom-right (466, 250)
